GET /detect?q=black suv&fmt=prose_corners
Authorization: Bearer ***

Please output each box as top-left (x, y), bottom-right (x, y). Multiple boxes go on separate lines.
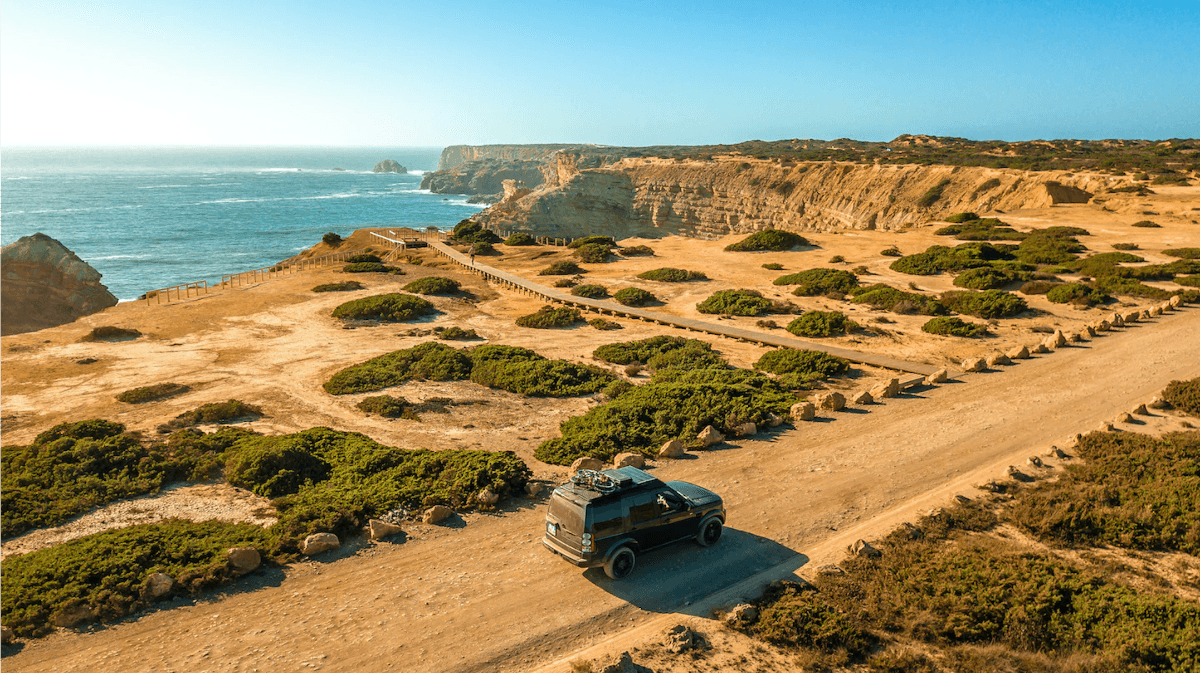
top-left (542, 467), bottom-right (726, 579)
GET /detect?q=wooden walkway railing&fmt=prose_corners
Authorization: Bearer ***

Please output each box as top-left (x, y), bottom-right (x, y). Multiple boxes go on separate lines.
top-left (426, 239), bottom-right (940, 378)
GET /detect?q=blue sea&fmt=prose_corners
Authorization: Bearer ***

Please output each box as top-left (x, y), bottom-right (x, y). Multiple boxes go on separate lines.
top-left (0, 147), bottom-right (483, 300)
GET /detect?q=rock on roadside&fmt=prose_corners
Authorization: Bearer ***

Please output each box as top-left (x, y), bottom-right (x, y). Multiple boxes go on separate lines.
top-left (226, 547), bottom-right (261, 575)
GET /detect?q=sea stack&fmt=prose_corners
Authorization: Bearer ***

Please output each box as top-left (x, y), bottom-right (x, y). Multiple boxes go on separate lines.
top-left (373, 160), bottom-right (408, 173)
top-left (1, 232), bottom-right (118, 336)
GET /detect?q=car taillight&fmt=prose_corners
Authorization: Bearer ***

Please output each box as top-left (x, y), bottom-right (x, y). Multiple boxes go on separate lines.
top-left (581, 533), bottom-right (593, 552)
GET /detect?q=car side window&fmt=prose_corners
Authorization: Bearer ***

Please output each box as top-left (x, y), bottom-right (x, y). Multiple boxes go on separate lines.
top-left (657, 490), bottom-right (683, 511)
top-left (628, 493), bottom-right (660, 524)
top-left (589, 502), bottom-right (624, 537)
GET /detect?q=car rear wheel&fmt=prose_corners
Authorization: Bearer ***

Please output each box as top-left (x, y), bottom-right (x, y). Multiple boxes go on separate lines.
top-left (697, 517), bottom-right (723, 547)
top-left (604, 546), bottom-right (636, 580)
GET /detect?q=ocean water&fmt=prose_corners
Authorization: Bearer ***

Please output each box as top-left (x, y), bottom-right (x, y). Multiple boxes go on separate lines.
top-left (1, 147), bottom-right (483, 300)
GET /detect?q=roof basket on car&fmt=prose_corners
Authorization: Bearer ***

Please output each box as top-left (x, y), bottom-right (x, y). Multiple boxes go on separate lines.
top-left (570, 469), bottom-right (628, 493)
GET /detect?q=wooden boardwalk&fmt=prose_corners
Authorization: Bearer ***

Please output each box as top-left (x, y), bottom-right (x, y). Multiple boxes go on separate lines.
top-left (428, 240), bottom-right (942, 378)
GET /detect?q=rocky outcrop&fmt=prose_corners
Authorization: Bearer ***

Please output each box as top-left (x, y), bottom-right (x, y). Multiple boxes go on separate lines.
top-left (1, 233), bottom-right (119, 336)
top-left (473, 157), bottom-right (1108, 239)
top-left (437, 144), bottom-right (601, 171)
top-left (420, 159), bottom-right (547, 199)
top-left (373, 160), bottom-right (407, 173)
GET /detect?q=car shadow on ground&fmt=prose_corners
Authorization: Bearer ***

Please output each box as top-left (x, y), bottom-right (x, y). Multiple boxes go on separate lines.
top-left (582, 527), bottom-right (806, 615)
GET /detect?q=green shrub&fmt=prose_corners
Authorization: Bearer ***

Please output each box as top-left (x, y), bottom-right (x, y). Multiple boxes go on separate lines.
top-left (890, 243), bottom-right (1009, 276)
top-left (0, 520), bottom-right (277, 637)
top-left (762, 262), bottom-right (784, 270)
top-left (450, 220), bottom-right (501, 245)
top-left (786, 312), bottom-right (860, 337)
top-left (725, 230), bottom-right (809, 252)
top-left (552, 277), bottom-right (576, 288)
top-left (1018, 279), bottom-right (1061, 295)
top-left (403, 276), bottom-right (461, 295)
top-left (515, 305), bottom-right (583, 328)
top-left (829, 255), bottom-right (846, 264)
top-left (470, 359), bottom-right (614, 397)
top-left (619, 245), bottom-right (655, 257)
top-left (917, 179), bottom-right (951, 207)
top-left (1131, 220), bottom-right (1161, 228)
top-left (437, 326), bottom-right (479, 340)
top-left (568, 235), bottom-right (616, 249)
top-left (538, 261), bottom-right (583, 276)
top-left (536, 371), bottom-right (795, 463)
top-left (1094, 275), bottom-right (1174, 300)
top-left (613, 287), bottom-right (657, 306)
top-left (312, 281), bottom-right (363, 292)
top-left (939, 290), bottom-right (1027, 318)
top-left (347, 254), bottom-right (381, 264)
top-left (504, 232), bottom-right (536, 246)
top-left (851, 285), bottom-right (947, 315)
top-left (696, 289), bottom-right (773, 316)
top-left (952, 266), bottom-right (1028, 290)
top-left (1045, 283), bottom-right (1110, 307)
top-left (774, 268), bottom-right (859, 296)
top-left (331, 293), bottom-right (434, 322)
top-left (159, 400), bottom-right (264, 431)
top-left (602, 380), bottom-right (634, 400)
top-left (356, 395), bottom-right (418, 419)
top-left (1112, 242), bottom-right (1139, 251)
top-left (467, 344), bottom-right (543, 367)
top-left (594, 336), bottom-right (710, 365)
top-left (1176, 275), bottom-right (1200, 288)
top-left (324, 342), bottom-right (473, 395)
top-left (571, 284), bottom-right (608, 298)
top-left (921, 316), bottom-right (988, 337)
top-left (342, 262), bottom-right (394, 273)
top-left (574, 243), bottom-right (613, 263)
top-left (322, 232), bottom-right (343, 245)
top-left (753, 348), bottom-right (850, 379)
top-left (589, 318), bottom-right (622, 330)
top-left (470, 241), bottom-right (495, 256)
top-left (637, 268), bottom-right (708, 282)
top-left (1013, 230), bottom-right (1086, 265)
top-left (752, 589), bottom-right (871, 656)
top-left (880, 246), bottom-right (902, 257)
top-left (116, 382), bottom-right (190, 404)
top-left (1164, 248), bottom-right (1200, 259)
top-left (935, 218), bottom-right (1027, 241)
top-left (944, 212), bottom-right (980, 223)
top-left (644, 343), bottom-right (726, 371)
top-left (1162, 378), bottom-right (1200, 417)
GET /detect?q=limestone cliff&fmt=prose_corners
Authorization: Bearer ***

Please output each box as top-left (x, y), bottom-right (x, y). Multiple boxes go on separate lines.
top-left (1, 233), bottom-right (118, 336)
top-left (472, 156), bottom-right (1115, 239)
top-left (420, 159), bottom-right (547, 201)
top-left (437, 144), bottom-right (600, 171)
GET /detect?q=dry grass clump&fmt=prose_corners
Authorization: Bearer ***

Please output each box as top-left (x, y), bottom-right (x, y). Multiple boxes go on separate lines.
top-left (116, 382), bottom-right (190, 404)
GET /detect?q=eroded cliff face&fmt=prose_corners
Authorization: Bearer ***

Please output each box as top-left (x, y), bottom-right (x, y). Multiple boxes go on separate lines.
top-left (1, 233), bottom-right (118, 336)
top-left (420, 159), bottom-right (547, 200)
top-left (437, 144), bottom-right (601, 171)
top-left (473, 156), bottom-right (1115, 239)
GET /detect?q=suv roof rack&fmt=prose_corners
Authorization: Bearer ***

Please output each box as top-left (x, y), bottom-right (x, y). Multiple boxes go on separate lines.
top-left (569, 469), bottom-right (629, 493)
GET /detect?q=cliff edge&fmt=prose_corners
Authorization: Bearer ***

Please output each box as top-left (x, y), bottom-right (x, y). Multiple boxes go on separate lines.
top-left (1, 233), bottom-right (119, 336)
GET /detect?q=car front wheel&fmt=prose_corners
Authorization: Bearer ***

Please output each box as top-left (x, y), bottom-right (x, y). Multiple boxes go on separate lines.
top-left (697, 517), bottom-right (723, 547)
top-left (604, 546), bottom-right (636, 580)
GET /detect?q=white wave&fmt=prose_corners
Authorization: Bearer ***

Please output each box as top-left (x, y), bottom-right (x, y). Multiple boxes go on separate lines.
top-left (407, 170), bottom-right (426, 176)
top-left (92, 254), bottom-right (152, 260)
top-left (138, 184), bottom-right (190, 190)
top-left (7, 176), bottom-right (32, 180)
top-left (256, 168), bottom-right (304, 173)
top-left (6, 210), bottom-right (26, 215)
top-left (445, 198), bottom-right (489, 208)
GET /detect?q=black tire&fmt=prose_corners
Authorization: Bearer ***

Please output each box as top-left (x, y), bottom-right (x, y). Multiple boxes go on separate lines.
top-left (697, 517), bottom-right (723, 547)
top-left (604, 546), bottom-right (636, 580)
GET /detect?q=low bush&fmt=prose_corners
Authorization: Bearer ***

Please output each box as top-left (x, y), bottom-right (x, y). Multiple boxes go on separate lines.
top-left (1112, 242), bottom-right (1140, 251)
top-left (589, 318), bottom-right (622, 330)
top-left (312, 281), bottom-right (363, 292)
top-left (1164, 247), bottom-right (1200, 259)
top-left (437, 326), bottom-right (479, 340)
top-left (1176, 275), bottom-right (1200, 288)
top-left (1131, 220), bottom-right (1161, 228)
top-left (1094, 275), bottom-right (1175, 300)
top-left (471, 241), bottom-right (495, 256)
top-left (331, 293), bottom-right (434, 322)
top-left (851, 285), bottom-right (947, 315)
top-left (1045, 282), bottom-right (1110, 307)
top-left (935, 218), bottom-right (1027, 241)
top-left (570, 284), bottom-right (608, 298)
top-left (450, 220), bottom-right (501, 245)
top-left (952, 266), bottom-right (1028, 290)
top-left (595, 336), bottom-right (706, 365)
top-left (324, 342), bottom-right (473, 395)
top-left (637, 268), bottom-right (708, 282)
top-left (515, 305), bottom-right (583, 328)
top-left (602, 380), bottom-right (634, 400)
top-left (322, 232), bottom-right (343, 245)
top-left (829, 255), bottom-right (846, 264)
top-left (470, 359), bottom-right (614, 397)
top-left (1018, 279), bottom-right (1061, 295)
top-left (538, 261), bottom-right (583, 276)
top-left (725, 230), bottom-right (809, 252)
top-left (1013, 230), bottom-right (1086, 265)
top-left (403, 276), bottom-right (461, 295)
top-left (756, 319), bottom-right (779, 329)
top-left (568, 236), bottom-right (616, 249)
top-left (786, 312), bottom-right (860, 337)
top-left (774, 268), bottom-right (859, 296)
top-left (696, 289), bottom-right (774, 316)
top-left (574, 243), bottom-right (613, 263)
top-left (159, 400), bottom-right (263, 432)
top-left (889, 242), bottom-right (1009, 276)
top-left (116, 382), bottom-right (190, 404)
top-left (880, 246), bottom-right (902, 257)
top-left (613, 287), bottom-right (657, 306)
top-left (552, 278), bottom-right (576, 288)
top-left (536, 370), bottom-right (796, 463)
top-left (753, 348), bottom-right (850, 379)
top-left (347, 254), bottom-right (381, 264)
top-left (618, 245), bottom-right (655, 257)
top-left (504, 233), bottom-right (536, 246)
top-left (0, 520), bottom-right (277, 637)
top-left (762, 262), bottom-right (784, 270)
top-left (944, 212), bottom-right (979, 223)
top-left (342, 262), bottom-right (395, 273)
top-left (1162, 377), bottom-right (1200, 417)
top-left (356, 395), bottom-right (418, 420)
top-left (917, 179), bottom-right (951, 207)
top-left (922, 316), bottom-right (988, 337)
top-left (939, 290), bottom-right (1027, 319)
top-left (78, 326), bottom-right (142, 342)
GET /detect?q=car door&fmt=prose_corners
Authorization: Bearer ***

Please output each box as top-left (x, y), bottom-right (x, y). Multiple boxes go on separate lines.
top-left (653, 488), bottom-right (696, 543)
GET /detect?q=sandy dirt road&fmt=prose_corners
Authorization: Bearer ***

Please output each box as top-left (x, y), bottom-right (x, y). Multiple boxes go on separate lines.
top-left (5, 307), bottom-right (1199, 673)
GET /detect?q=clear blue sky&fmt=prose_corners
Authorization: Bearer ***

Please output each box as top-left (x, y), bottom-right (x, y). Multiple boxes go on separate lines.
top-left (2, 1), bottom-right (1197, 146)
